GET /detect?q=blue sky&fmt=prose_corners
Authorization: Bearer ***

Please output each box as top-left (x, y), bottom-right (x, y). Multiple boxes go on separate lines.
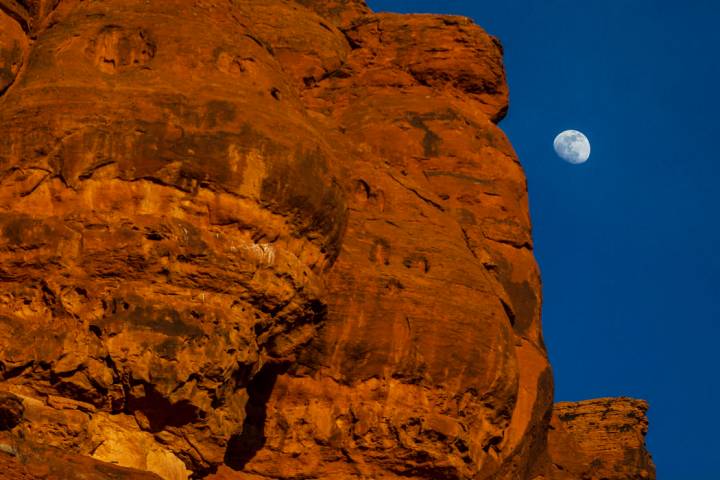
top-left (367, 1), bottom-right (720, 477)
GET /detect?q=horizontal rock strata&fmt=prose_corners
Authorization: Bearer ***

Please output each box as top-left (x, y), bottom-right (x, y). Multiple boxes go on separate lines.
top-left (546, 398), bottom-right (655, 479)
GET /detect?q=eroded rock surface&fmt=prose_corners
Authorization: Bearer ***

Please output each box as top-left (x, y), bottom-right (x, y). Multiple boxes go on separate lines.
top-left (0, 430), bottom-right (163, 479)
top-left (0, 1), bottom-right (654, 479)
top-left (545, 398), bottom-right (656, 480)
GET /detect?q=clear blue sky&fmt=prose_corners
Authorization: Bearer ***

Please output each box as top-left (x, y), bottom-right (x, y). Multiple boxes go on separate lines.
top-left (368, 1), bottom-right (720, 478)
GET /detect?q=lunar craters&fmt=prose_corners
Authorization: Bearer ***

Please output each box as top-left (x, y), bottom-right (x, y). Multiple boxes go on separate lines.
top-left (85, 25), bottom-right (156, 74)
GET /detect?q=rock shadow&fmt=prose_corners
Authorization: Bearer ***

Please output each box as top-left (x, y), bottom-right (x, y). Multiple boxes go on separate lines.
top-left (224, 362), bottom-right (288, 470)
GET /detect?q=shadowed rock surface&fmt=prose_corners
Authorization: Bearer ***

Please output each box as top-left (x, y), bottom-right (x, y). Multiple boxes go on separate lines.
top-left (0, 0), bottom-right (654, 478)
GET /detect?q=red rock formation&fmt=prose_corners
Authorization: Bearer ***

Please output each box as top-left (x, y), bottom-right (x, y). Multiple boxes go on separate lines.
top-left (221, 8), bottom-right (552, 480)
top-left (545, 398), bottom-right (655, 479)
top-left (0, 437), bottom-right (163, 480)
top-left (0, 1), bottom-right (654, 479)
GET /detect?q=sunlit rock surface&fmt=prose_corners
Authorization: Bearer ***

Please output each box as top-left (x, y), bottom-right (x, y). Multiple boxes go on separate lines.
top-left (545, 398), bottom-right (655, 480)
top-left (0, 1), bottom-right (653, 478)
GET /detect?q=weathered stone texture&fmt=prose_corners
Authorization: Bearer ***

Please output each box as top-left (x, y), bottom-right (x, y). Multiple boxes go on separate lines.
top-left (0, 1), bottom-right (654, 479)
top-left (544, 398), bottom-right (656, 479)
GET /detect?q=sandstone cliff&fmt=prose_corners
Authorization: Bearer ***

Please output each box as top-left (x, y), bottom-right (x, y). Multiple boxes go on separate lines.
top-left (0, 0), bottom-right (654, 478)
top-left (545, 398), bottom-right (655, 480)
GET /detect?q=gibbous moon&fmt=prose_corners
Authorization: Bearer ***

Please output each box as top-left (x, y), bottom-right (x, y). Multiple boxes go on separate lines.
top-left (553, 130), bottom-right (591, 164)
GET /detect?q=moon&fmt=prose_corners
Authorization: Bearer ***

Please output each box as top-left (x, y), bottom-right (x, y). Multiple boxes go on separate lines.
top-left (553, 130), bottom-right (591, 164)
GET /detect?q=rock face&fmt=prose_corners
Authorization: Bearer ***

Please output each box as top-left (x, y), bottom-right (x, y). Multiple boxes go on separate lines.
top-left (545, 398), bottom-right (656, 480)
top-left (0, 1), bottom-right (654, 479)
top-left (0, 434), bottom-right (163, 480)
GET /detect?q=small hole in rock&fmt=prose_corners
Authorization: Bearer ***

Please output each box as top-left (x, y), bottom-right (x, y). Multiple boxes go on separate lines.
top-left (89, 325), bottom-right (102, 338)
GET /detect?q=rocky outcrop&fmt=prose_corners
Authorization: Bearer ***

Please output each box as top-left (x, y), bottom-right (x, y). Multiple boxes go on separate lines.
top-left (545, 398), bottom-right (655, 479)
top-left (215, 8), bottom-right (551, 480)
top-left (0, 0), bottom-right (653, 479)
top-left (0, 436), bottom-right (163, 480)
